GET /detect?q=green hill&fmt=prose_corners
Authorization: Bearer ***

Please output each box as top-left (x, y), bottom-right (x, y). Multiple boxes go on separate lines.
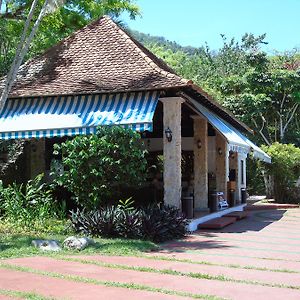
top-left (128, 29), bottom-right (202, 55)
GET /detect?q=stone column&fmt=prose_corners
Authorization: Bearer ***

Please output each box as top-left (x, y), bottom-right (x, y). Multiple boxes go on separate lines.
top-left (160, 97), bottom-right (184, 209)
top-left (229, 151), bottom-right (240, 202)
top-left (238, 153), bottom-right (247, 203)
top-left (30, 138), bottom-right (46, 179)
top-left (192, 115), bottom-right (208, 210)
top-left (215, 132), bottom-right (229, 199)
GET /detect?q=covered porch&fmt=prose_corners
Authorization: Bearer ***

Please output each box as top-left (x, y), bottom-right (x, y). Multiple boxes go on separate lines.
top-left (142, 93), bottom-right (270, 231)
top-left (0, 16), bottom-right (270, 230)
top-left (0, 89), bottom-right (270, 230)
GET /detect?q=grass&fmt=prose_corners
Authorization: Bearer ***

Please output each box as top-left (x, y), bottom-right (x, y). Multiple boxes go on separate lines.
top-left (131, 254), bottom-right (300, 274)
top-left (0, 262), bottom-right (225, 300)
top-left (0, 233), bottom-right (157, 259)
top-left (0, 289), bottom-right (56, 300)
top-left (57, 256), bottom-right (300, 290)
top-left (0, 218), bottom-right (157, 259)
top-left (1, 227), bottom-right (298, 274)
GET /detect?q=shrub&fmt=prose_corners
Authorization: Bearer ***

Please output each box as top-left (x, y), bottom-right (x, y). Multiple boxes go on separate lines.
top-left (260, 142), bottom-right (300, 203)
top-left (53, 126), bottom-right (147, 210)
top-left (140, 205), bottom-right (188, 243)
top-left (70, 207), bottom-right (119, 237)
top-left (116, 198), bottom-right (141, 238)
top-left (70, 203), bottom-right (187, 243)
top-left (0, 174), bottom-right (58, 226)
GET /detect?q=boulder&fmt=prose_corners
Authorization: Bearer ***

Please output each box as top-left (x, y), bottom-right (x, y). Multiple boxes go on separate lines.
top-left (32, 239), bottom-right (61, 251)
top-left (62, 236), bottom-right (94, 251)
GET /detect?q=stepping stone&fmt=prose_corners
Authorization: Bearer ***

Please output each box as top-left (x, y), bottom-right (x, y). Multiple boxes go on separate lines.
top-left (224, 211), bottom-right (248, 220)
top-left (198, 217), bottom-right (236, 229)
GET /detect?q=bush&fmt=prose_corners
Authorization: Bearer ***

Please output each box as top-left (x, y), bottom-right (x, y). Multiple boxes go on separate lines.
top-left (70, 203), bottom-right (187, 243)
top-left (53, 126), bottom-right (147, 210)
top-left (260, 142), bottom-right (300, 203)
top-left (117, 198), bottom-right (141, 238)
top-left (246, 158), bottom-right (265, 195)
top-left (70, 207), bottom-right (119, 237)
top-left (0, 174), bottom-right (59, 226)
top-left (140, 205), bottom-right (187, 243)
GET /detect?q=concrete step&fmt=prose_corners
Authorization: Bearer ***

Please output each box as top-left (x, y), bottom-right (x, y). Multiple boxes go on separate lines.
top-left (246, 203), bottom-right (299, 210)
top-left (224, 211), bottom-right (249, 220)
top-left (198, 217), bottom-right (236, 229)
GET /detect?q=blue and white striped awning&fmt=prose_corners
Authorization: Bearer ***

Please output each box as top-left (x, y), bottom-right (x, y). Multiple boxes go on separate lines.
top-left (188, 98), bottom-right (271, 163)
top-left (0, 91), bottom-right (159, 139)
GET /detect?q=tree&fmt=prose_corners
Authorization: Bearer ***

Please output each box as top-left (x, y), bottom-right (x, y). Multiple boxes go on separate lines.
top-left (0, 1), bottom-right (140, 70)
top-left (260, 143), bottom-right (300, 203)
top-left (0, 0), bottom-right (140, 106)
top-left (148, 33), bottom-right (300, 146)
top-left (0, 0), bottom-right (64, 111)
top-left (220, 47), bottom-right (300, 145)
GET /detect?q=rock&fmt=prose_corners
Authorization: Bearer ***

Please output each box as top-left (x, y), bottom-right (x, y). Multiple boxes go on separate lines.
top-left (62, 236), bottom-right (94, 251)
top-left (32, 239), bottom-right (61, 251)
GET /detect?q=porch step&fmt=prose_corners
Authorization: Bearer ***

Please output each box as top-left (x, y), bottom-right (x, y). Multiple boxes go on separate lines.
top-left (198, 217), bottom-right (236, 229)
top-left (246, 203), bottom-right (299, 210)
top-left (223, 211), bottom-right (249, 220)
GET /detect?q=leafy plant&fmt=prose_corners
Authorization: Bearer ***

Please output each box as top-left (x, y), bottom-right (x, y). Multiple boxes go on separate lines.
top-left (260, 142), bottom-right (300, 203)
top-left (117, 198), bottom-right (141, 238)
top-left (53, 126), bottom-right (148, 210)
top-left (140, 205), bottom-right (187, 243)
top-left (70, 206), bottom-right (119, 237)
top-left (70, 204), bottom-right (187, 243)
top-left (0, 174), bottom-right (58, 226)
top-left (118, 197), bottom-right (135, 211)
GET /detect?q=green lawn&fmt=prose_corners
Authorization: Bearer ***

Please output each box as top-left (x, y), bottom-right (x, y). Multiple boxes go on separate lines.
top-left (0, 219), bottom-right (157, 259)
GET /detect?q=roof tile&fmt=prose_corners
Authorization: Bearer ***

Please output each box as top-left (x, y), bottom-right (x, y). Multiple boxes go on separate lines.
top-left (0, 16), bottom-right (189, 98)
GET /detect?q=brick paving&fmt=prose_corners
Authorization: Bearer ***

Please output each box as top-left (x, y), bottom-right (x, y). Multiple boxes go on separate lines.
top-left (0, 296), bottom-right (15, 300)
top-left (1, 208), bottom-right (300, 299)
top-left (0, 268), bottom-right (183, 300)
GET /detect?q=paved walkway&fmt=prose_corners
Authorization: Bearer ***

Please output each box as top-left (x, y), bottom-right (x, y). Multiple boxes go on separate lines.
top-left (1, 208), bottom-right (300, 299)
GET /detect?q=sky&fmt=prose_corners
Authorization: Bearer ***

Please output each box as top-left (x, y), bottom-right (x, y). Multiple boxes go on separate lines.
top-left (122, 0), bottom-right (300, 52)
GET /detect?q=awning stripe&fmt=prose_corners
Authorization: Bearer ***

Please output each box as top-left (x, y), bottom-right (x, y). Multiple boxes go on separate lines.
top-left (188, 98), bottom-right (271, 163)
top-left (0, 91), bottom-right (158, 139)
top-left (0, 123), bottom-right (153, 140)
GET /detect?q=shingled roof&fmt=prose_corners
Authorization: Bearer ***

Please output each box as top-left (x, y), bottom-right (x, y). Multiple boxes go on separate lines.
top-left (0, 16), bottom-right (190, 98)
top-left (0, 15), bottom-right (252, 133)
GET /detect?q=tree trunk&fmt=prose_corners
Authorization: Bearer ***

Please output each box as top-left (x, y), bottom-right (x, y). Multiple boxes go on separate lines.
top-left (0, 0), bottom-right (40, 109)
top-left (263, 173), bottom-right (274, 199)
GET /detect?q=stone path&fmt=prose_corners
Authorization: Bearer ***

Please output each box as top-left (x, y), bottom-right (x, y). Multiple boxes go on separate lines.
top-left (1, 208), bottom-right (300, 299)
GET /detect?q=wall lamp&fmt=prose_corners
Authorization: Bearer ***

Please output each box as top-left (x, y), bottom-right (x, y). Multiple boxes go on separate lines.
top-left (217, 147), bottom-right (223, 155)
top-left (196, 139), bottom-right (202, 149)
top-left (165, 127), bottom-right (172, 142)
